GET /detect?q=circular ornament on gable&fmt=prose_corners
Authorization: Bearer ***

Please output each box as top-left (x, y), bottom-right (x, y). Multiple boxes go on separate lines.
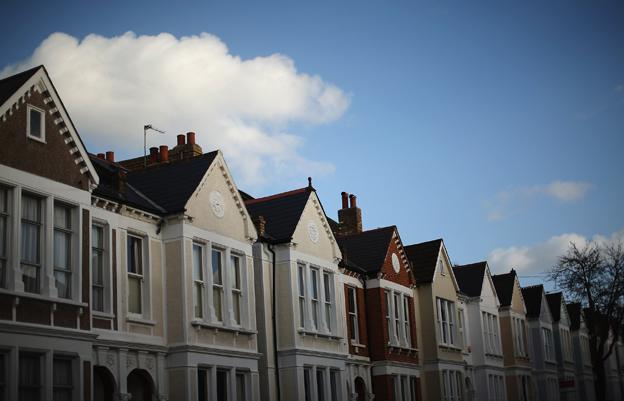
top-left (308, 221), bottom-right (320, 243)
top-left (209, 190), bottom-right (225, 218)
top-left (392, 253), bottom-right (401, 273)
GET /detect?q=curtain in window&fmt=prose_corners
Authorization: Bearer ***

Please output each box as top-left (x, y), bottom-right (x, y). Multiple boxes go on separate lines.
top-left (29, 109), bottom-right (42, 138)
top-left (19, 354), bottom-right (41, 401)
top-left (53, 358), bottom-right (72, 401)
top-left (92, 225), bottom-right (105, 312)
top-left (235, 373), bottom-right (245, 401)
top-left (21, 196), bottom-right (40, 294)
top-left (128, 276), bottom-right (142, 314)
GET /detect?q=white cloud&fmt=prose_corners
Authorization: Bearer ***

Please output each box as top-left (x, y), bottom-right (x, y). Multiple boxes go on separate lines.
top-left (486, 180), bottom-right (591, 221)
top-left (0, 32), bottom-right (350, 187)
top-left (488, 229), bottom-right (624, 276)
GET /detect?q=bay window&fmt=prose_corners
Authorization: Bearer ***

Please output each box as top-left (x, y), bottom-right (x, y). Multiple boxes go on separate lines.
top-left (231, 254), bottom-right (242, 325)
top-left (441, 370), bottom-right (463, 401)
top-left (127, 234), bottom-right (144, 314)
top-left (21, 194), bottom-right (42, 294)
top-left (53, 357), bottom-right (73, 401)
top-left (19, 353), bottom-right (41, 401)
top-left (193, 243), bottom-right (205, 319)
top-left (91, 224), bottom-right (106, 312)
top-left (212, 248), bottom-right (224, 322)
top-left (0, 187), bottom-right (9, 289)
top-left (53, 204), bottom-right (73, 299)
top-left (297, 262), bottom-right (335, 334)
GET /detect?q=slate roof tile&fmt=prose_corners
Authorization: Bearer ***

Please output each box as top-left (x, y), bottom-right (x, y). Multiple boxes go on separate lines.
top-left (404, 239), bottom-right (443, 284)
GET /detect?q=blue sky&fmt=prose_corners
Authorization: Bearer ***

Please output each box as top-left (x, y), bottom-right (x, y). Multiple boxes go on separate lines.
top-left (2, 1), bottom-right (623, 287)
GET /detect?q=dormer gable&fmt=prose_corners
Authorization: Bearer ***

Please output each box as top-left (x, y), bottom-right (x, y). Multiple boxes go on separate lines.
top-left (0, 65), bottom-right (98, 190)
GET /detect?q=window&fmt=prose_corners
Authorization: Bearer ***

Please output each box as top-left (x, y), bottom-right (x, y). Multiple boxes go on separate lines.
top-left (127, 234), bottom-right (144, 314)
top-left (316, 369), bottom-right (325, 401)
top-left (0, 353), bottom-right (5, 401)
top-left (212, 249), bottom-right (224, 322)
top-left (347, 287), bottom-right (359, 343)
top-left (437, 298), bottom-right (456, 346)
top-left (403, 296), bottom-right (412, 347)
top-left (441, 370), bottom-right (462, 401)
top-left (458, 309), bottom-right (467, 350)
top-left (310, 268), bottom-right (320, 329)
top-left (216, 370), bottom-right (228, 401)
top-left (19, 353), bottom-right (41, 401)
top-left (298, 263), bottom-right (306, 328)
top-left (54, 204), bottom-right (73, 299)
top-left (235, 372), bottom-right (245, 401)
top-left (542, 328), bottom-right (554, 361)
top-left (488, 374), bottom-right (504, 401)
top-left (27, 105), bottom-right (45, 141)
top-left (0, 187), bottom-right (9, 289)
top-left (330, 370), bottom-right (339, 401)
top-left (520, 375), bottom-right (531, 401)
top-left (561, 328), bottom-right (572, 361)
top-left (198, 369), bottom-right (208, 401)
top-left (385, 291), bottom-right (392, 342)
top-left (394, 293), bottom-right (401, 343)
top-left (323, 272), bottom-right (332, 332)
top-left (91, 225), bottom-right (106, 312)
top-left (53, 357), bottom-right (73, 401)
top-left (193, 244), bottom-right (204, 319)
top-left (514, 318), bottom-right (527, 357)
top-left (21, 194), bottom-right (42, 294)
top-left (483, 312), bottom-right (500, 355)
top-left (231, 254), bottom-right (242, 325)
top-left (304, 368), bottom-right (312, 401)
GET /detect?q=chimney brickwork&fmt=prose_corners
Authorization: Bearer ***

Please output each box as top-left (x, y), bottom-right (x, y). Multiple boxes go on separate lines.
top-left (338, 192), bottom-right (362, 235)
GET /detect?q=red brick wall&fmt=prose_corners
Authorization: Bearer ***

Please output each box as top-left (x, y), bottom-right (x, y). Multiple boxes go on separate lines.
top-left (379, 234), bottom-right (414, 287)
top-left (0, 85), bottom-right (89, 190)
top-left (372, 375), bottom-right (395, 401)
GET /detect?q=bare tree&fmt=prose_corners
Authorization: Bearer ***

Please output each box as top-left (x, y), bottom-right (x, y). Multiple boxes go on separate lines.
top-left (549, 241), bottom-right (624, 401)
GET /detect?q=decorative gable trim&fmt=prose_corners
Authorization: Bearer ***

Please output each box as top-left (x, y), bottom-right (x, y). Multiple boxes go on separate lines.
top-left (0, 66), bottom-right (99, 189)
top-left (434, 241), bottom-right (460, 292)
top-left (307, 191), bottom-right (341, 260)
top-left (513, 275), bottom-right (528, 314)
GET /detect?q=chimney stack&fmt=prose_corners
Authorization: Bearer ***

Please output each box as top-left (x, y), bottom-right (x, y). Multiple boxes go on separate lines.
top-left (186, 131), bottom-right (196, 145)
top-left (106, 151), bottom-right (115, 162)
top-left (252, 215), bottom-right (266, 237)
top-left (177, 134), bottom-right (186, 146)
top-left (341, 192), bottom-right (348, 209)
top-left (97, 153), bottom-right (105, 160)
top-left (338, 192), bottom-right (362, 236)
top-left (159, 145), bottom-right (169, 162)
top-left (149, 147), bottom-right (159, 163)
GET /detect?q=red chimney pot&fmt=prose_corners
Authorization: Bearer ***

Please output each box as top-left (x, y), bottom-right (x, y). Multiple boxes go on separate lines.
top-left (97, 153), bottom-right (105, 160)
top-left (341, 192), bottom-right (348, 209)
top-left (159, 145), bottom-right (169, 162)
top-left (186, 132), bottom-right (196, 145)
top-left (106, 151), bottom-right (115, 162)
top-left (177, 134), bottom-right (186, 146)
top-left (149, 147), bottom-right (159, 163)
top-left (349, 194), bottom-right (357, 208)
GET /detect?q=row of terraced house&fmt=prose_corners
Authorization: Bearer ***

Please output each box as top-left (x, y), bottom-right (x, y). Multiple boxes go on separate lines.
top-left (0, 66), bottom-right (623, 401)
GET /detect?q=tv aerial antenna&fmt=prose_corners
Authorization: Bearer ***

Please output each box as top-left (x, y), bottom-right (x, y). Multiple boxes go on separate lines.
top-left (143, 124), bottom-right (166, 167)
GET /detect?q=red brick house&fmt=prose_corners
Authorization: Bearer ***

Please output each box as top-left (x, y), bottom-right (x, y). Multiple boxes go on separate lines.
top-left (334, 192), bottom-right (421, 401)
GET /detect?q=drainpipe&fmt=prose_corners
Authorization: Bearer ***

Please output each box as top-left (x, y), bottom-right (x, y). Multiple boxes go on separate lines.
top-left (268, 243), bottom-right (281, 401)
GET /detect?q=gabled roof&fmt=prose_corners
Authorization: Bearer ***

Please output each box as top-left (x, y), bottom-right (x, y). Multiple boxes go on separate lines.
top-left (405, 239), bottom-right (443, 284)
top-left (126, 151), bottom-right (218, 214)
top-left (90, 155), bottom-right (166, 215)
top-left (492, 270), bottom-right (517, 307)
top-left (453, 262), bottom-right (487, 297)
top-left (244, 187), bottom-right (312, 243)
top-left (567, 303), bottom-right (582, 331)
top-left (546, 292), bottom-right (564, 322)
top-left (521, 285), bottom-right (546, 318)
top-left (0, 65), bottom-right (40, 106)
top-left (337, 226), bottom-right (396, 274)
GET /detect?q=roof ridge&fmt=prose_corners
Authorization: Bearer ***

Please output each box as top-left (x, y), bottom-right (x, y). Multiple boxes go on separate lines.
top-left (125, 183), bottom-right (167, 213)
top-left (339, 225), bottom-right (396, 238)
top-left (244, 187), bottom-right (309, 205)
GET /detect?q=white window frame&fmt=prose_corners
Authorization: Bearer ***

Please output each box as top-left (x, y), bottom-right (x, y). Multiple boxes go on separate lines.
top-left (441, 370), bottom-right (463, 401)
top-left (297, 261), bottom-right (335, 335)
top-left (0, 186), bottom-right (10, 289)
top-left (298, 263), bottom-right (307, 329)
top-left (26, 104), bottom-right (46, 143)
top-left (20, 193), bottom-right (43, 295)
top-left (91, 222), bottom-right (110, 313)
top-left (347, 286), bottom-right (359, 343)
top-left (53, 202), bottom-right (74, 300)
top-left (458, 308), bottom-right (467, 350)
top-left (192, 242), bottom-right (205, 319)
top-left (543, 327), bottom-right (554, 361)
top-left (309, 267), bottom-right (320, 330)
top-left (127, 232), bottom-right (148, 317)
top-left (211, 247), bottom-right (225, 323)
top-left (437, 298), bottom-right (456, 346)
top-left (230, 253), bottom-right (243, 326)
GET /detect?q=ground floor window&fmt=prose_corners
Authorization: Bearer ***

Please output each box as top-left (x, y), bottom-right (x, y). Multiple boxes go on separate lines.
top-left (0, 353), bottom-right (5, 401)
top-left (304, 366), bottom-right (340, 401)
top-left (19, 353), bottom-right (42, 401)
top-left (487, 374), bottom-right (504, 401)
top-left (394, 374), bottom-right (418, 401)
top-left (197, 367), bottom-right (249, 401)
top-left (441, 370), bottom-right (462, 401)
top-left (53, 357), bottom-right (73, 401)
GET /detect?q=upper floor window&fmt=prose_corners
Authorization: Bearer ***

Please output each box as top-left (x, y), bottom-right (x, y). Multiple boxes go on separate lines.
top-left (347, 286), bottom-right (359, 343)
top-left (298, 263), bottom-right (306, 328)
top-left (231, 254), bottom-right (242, 325)
top-left (386, 290), bottom-right (412, 348)
top-left (542, 327), bottom-right (554, 361)
top-left (437, 298), bottom-right (456, 346)
top-left (212, 248), bottom-right (224, 322)
top-left (193, 243), bottom-right (205, 319)
top-left (385, 291), bottom-right (392, 341)
top-left (53, 203), bottom-right (73, 299)
top-left (21, 194), bottom-right (42, 294)
top-left (0, 187), bottom-right (10, 289)
top-left (513, 317), bottom-right (527, 357)
top-left (482, 312), bottom-right (501, 355)
top-left (458, 308), bottom-right (468, 350)
top-left (403, 296), bottom-right (412, 348)
top-left (298, 262), bottom-right (335, 335)
top-left (91, 224), bottom-right (109, 313)
top-left (27, 105), bottom-right (45, 142)
top-left (127, 234), bottom-right (144, 314)
top-left (323, 272), bottom-right (332, 332)
top-left (309, 268), bottom-right (320, 330)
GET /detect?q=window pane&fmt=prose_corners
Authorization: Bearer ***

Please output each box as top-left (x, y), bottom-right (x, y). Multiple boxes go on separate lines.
top-left (310, 269), bottom-right (318, 299)
top-left (217, 371), bottom-right (228, 401)
top-left (19, 353), bottom-right (41, 401)
top-left (93, 287), bottom-right (104, 312)
top-left (128, 276), bottom-right (142, 314)
top-left (236, 373), bottom-right (245, 401)
top-left (233, 293), bottom-right (241, 324)
top-left (54, 270), bottom-right (71, 299)
top-left (348, 288), bottom-right (356, 311)
top-left (30, 109), bottom-right (42, 138)
top-left (194, 283), bottom-right (203, 318)
top-left (304, 369), bottom-right (312, 401)
top-left (323, 273), bottom-right (331, 301)
top-left (53, 358), bottom-right (72, 385)
top-left (21, 222), bottom-right (40, 265)
top-left (54, 205), bottom-right (71, 229)
top-left (21, 196), bottom-right (40, 221)
top-left (231, 255), bottom-right (241, 289)
top-left (22, 264), bottom-right (39, 294)
top-left (212, 250), bottom-right (222, 284)
top-left (193, 244), bottom-right (203, 280)
top-left (127, 236), bottom-right (142, 274)
top-left (214, 289), bottom-right (222, 321)
top-left (198, 369), bottom-right (207, 401)
top-left (316, 370), bottom-right (325, 401)
top-left (298, 264), bottom-right (305, 295)
top-left (54, 231), bottom-right (71, 269)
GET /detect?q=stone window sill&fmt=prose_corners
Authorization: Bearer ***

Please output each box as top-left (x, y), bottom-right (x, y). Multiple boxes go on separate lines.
top-left (298, 329), bottom-right (342, 340)
top-left (191, 320), bottom-right (256, 335)
top-left (126, 316), bottom-right (156, 326)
